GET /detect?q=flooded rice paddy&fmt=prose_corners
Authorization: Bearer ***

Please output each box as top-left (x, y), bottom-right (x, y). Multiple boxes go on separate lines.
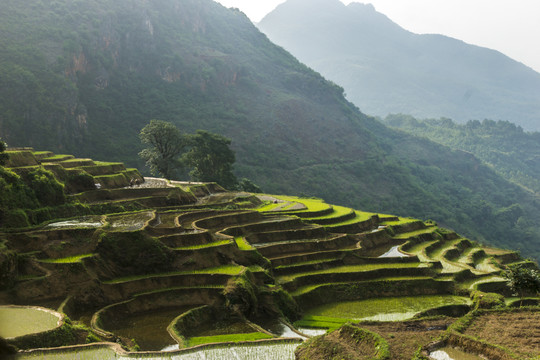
top-left (0, 306), bottom-right (61, 338)
top-left (430, 347), bottom-right (486, 360)
top-left (254, 318), bottom-right (306, 339)
top-left (378, 245), bottom-right (408, 258)
top-left (107, 211), bottom-right (154, 231)
top-left (304, 295), bottom-right (471, 322)
top-left (15, 341), bottom-right (300, 360)
top-left (45, 216), bottom-right (103, 229)
top-left (106, 307), bottom-right (194, 351)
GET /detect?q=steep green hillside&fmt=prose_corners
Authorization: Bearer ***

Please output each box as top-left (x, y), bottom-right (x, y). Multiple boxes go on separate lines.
top-left (383, 115), bottom-right (540, 195)
top-left (258, 0), bottom-right (540, 130)
top-left (0, 0), bottom-right (540, 260)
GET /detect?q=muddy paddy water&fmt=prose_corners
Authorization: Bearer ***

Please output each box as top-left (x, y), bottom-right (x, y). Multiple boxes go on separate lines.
top-left (106, 307), bottom-right (194, 351)
top-left (430, 347), bottom-right (486, 360)
top-left (0, 306), bottom-right (61, 338)
top-left (304, 295), bottom-right (471, 321)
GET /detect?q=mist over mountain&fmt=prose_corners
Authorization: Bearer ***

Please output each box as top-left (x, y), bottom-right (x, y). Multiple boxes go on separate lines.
top-left (258, 0), bottom-right (540, 131)
top-left (0, 0), bottom-right (539, 259)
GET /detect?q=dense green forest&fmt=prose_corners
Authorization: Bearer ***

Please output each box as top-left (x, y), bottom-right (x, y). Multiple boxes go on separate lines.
top-left (0, 0), bottom-right (539, 261)
top-left (383, 115), bottom-right (540, 195)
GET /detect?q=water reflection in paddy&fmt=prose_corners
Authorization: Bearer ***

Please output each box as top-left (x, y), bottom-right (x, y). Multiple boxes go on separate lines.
top-left (254, 318), bottom-right (306, 339)
top-left (0, 306), bottom-right (61, 338)
top-left (378, 245), bottom-right (408, 258)
top-left (15, 342), bottom-right (300, 360)
top-left (45, 216), bottom-right (103, 229)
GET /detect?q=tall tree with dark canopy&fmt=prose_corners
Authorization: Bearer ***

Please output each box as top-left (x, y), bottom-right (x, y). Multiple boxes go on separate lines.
top-left (139, 120), bottom-right (187, 180)
top-left (184, 130), bottom-right (237, 189)
top-left (504, 263), bottom-right (540, 305)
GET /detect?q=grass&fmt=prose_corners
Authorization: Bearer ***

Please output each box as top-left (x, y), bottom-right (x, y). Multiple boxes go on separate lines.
top-left (393, 226), bottom-right (438, 240)
top-left (324, 210), bottom-right (375, 227)
top-left (303, 205), bottom-right (352, 221)
top-left (403, 240), bottom-right (437, 255)
top-left (39, 254), bottom-right (93, 263)
top-left (428, 239), bottom-right (463, 259)
top-left (294, 315), bottom-right (352, 331)
top-left (460, 275), bottom-right (506, 290)
top-left (271, 195), bottom-right (331, 213)
top-left (274, 258), bottom-right (339, 270)
top-left (277, 263), bottom-right (422, 282)
top-left (257, 202), bottom-right (283, 212)
top-left (187, 332), bottom-right (273, 346)
top-left (302, 295), bottom-right (471, 322)
top-left (290, 276), bottom-right (435, 296)
top-left (103, 264), bottom-right (245, 284)
top-left (134, 285), bottom-right (226, 297)
top-left (381, 217), bottom-right (418, 226)
top-left (235, 236), bottom-right (254, 250)
top-left (41, 154), bottom-right (73, 161)
top-left (174, 239), bottom-right (231, 250)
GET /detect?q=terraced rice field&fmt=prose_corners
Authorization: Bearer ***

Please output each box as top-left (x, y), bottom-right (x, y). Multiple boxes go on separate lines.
top-left (1, 151), bottom-right (534, 359)
top-left (301, 295), bottom-right (471, 323)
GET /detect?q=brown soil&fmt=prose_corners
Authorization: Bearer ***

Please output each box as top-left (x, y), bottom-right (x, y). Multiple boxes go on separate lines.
top-left (356, 319), bottom-right (454, 360)
top-left (295, 324), bottom-right (378, 360)
top-left (463, 310), bottom-right (540, 358)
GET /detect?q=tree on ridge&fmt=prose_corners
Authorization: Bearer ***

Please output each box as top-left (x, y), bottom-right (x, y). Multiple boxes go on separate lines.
top-left (139, 120), bottom-right (187, 179)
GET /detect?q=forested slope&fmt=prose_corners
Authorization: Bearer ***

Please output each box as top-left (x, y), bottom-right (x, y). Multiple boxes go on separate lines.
top-left (0, 0), bottom-right (539, 260)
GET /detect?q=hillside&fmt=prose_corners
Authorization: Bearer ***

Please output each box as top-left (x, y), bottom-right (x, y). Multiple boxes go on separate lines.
top-left (1, 150), bottom-right (538, 359)
top-left (1, 0), bottom-right (540, 261)
top-left (383, 115), bottom-right (540, 195)
top-left (258, 0), bottom-right (540, 131)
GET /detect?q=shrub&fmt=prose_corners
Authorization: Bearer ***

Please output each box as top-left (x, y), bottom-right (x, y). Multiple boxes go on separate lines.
top-left (0, 209), bottom-right (29, 228)
top-left (21, 168), bottom-right (66, 206)
top-left (470, 290), bottom-right (505, 309)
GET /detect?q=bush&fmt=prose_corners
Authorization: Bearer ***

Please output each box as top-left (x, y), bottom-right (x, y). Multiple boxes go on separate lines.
top-left (470, 290), bottom-right (505, 309)
top-left (0, 209), bottom-right (29, 228)
top-left (21, 168), bottom-right (66, 206)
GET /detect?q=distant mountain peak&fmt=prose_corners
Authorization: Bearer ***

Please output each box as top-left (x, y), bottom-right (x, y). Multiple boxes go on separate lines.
top-left (259, 0), bottom-right (540, 130)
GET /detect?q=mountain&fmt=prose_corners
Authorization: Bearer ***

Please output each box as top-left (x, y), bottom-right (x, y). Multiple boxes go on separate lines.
top-left (258, 0), bottom-right (540, 131)
top-left (0, 0), bottom-right (540, 260)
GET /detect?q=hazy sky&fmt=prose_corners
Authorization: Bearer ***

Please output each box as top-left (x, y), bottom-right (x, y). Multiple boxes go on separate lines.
top-left (214, 0), bottom-right (540, 73)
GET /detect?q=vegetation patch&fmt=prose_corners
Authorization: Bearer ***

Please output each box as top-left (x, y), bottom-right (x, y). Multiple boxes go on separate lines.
top-left (295, 323), bottom-right (390, 360)
top-left (96, 231), bottom-right (173, 276)
top-left (458, 308), bottom-right (540, 359)
top-left (39, 254), bottom-right (93, 264)
top-left (359, 319), bottom-right (454, 360)
top-left (187, 332), bottom-right (273, 347)
top-left (302, 296), bottom-right (470, 322)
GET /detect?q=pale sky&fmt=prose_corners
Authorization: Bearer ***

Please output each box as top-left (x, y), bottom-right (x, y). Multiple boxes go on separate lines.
top-left (214, 0), bottom-right (540, 73)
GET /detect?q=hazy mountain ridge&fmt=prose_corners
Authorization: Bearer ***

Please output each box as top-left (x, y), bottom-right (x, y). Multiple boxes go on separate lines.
top-left (0, 0), bottom-right (539, 260)
top-left (258, 0), bottom-right (540, 130)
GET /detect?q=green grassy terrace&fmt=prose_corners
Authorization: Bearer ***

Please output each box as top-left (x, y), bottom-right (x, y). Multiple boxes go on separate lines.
top-left (103, 265), bottom-right (246, 284)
